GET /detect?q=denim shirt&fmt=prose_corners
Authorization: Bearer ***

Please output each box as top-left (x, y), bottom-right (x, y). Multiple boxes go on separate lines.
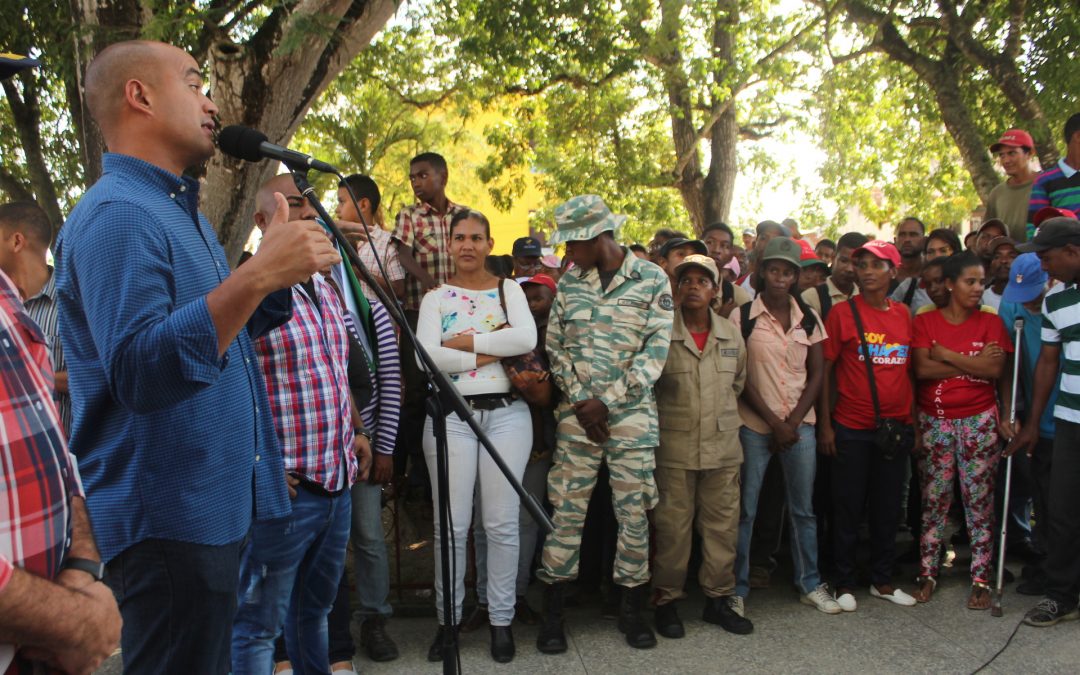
top-left (56, 153), bottom-right (291, 562)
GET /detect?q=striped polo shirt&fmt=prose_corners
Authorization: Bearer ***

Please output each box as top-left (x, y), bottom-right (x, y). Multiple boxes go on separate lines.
top-left (1028, 160), bottom-right (1080, 239)
top-left (1042, 282), bottom-right (1080, 423)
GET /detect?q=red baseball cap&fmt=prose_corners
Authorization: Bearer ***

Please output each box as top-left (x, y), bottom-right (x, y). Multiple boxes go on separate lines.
top-left (795, 238), bottom-right (816, 261)
top-left (1033, 206), bottom-right (1078, 228)
top-left (990, 129), bottom-right (1034, 153)
top-left (852, 240), bottom-right (901, 267)
top-left (518, 273), bottom-right (557, 294)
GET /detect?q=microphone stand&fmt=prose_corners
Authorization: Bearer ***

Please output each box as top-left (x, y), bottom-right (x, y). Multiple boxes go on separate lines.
top-left (288, 169), bottom-right (553, 674)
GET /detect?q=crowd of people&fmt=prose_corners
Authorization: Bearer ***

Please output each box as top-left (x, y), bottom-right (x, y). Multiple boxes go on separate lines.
top-left (3, 40), bottom-right (1080, 675)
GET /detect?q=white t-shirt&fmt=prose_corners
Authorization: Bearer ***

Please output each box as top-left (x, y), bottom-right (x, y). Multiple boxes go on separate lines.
top-left (416, 279), bottom-right (537, 396)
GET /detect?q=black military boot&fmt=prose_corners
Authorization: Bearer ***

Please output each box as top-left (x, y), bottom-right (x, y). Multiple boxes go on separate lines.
top-left (654, 600), bottom-right (685, 639)
top-left (536, 583), bottom-right (568, 654)
top-left (617, 584), bottom-right (657, 649)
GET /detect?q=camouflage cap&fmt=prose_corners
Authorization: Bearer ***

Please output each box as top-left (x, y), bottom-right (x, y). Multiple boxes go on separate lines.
top-left (548, 195), bottom-right (627, 245)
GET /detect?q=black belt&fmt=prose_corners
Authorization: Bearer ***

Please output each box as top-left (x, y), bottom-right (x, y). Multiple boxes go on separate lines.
top-left (464, 393), bottom-right (516, 410)
top-left (293, 475), bottom-right (345, 498)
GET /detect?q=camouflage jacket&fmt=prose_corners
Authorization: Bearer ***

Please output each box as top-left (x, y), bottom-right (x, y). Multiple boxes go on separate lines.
top-left (547, 249), bottom-right (674, 448)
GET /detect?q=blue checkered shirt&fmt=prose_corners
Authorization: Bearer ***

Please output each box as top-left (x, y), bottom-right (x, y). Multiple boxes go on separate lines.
top-left (56, 153), bottom-right (291, 562)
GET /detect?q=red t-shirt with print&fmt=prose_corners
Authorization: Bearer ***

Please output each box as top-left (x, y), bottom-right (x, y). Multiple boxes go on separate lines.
top-left (823, 295), bottom-right (913, 429)
top-left (912, 308), bottom-right (1013, 419)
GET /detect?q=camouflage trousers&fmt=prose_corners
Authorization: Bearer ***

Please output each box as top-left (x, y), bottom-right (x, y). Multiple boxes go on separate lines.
top-left (538, 441), bottom-right (658, 588)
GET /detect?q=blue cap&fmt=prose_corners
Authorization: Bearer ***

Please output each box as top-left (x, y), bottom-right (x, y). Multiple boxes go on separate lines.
top-left (1001, 252), bottom-right (1048, 304)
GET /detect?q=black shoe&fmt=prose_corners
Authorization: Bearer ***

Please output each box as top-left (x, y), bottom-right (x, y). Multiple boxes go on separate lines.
top-left (1023, 598), bottom-right (1080, 627)
top-left (490, 625), bottom-right (515, 663)
top-left (536, 583), bottom-right (568, 654)
top-left (427, 624), bottom-right (458, 663)
top-left (360, 615), bottom-right (399, 662)
top-left (617, 584), bottom-right (657, 649)
top-left (654, 602), bottom-right (685, 639)
top-left (515, 596), bottom-right (539, 626)
top-left (461, 603), bottom-right (489, 633)
top-left (702, 596), bottom-right (754, 635)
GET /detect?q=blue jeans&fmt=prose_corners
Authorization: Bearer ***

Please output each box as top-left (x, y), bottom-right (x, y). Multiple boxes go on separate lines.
top-left (232, 488), bottom-right (352, 675)
top-left (350, 479), bottom-right (393, 617)
top-left (736, 424), bottom-right (822, 596)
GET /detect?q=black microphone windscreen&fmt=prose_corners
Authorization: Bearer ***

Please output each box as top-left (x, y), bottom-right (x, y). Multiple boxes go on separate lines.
top-left (218, 125), bottom-right (268, 162)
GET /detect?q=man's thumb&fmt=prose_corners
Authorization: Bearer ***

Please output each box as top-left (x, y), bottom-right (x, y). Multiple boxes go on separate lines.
top-left (269, 192), bottom-right (290, 229)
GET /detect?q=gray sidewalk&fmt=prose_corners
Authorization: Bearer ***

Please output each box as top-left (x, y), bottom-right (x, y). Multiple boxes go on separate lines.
top-left (95, 577), bottom-right (1080, 673)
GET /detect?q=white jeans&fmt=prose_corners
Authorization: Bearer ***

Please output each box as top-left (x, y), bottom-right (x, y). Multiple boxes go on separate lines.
top-left (423, 398), bottom-right (531, 626)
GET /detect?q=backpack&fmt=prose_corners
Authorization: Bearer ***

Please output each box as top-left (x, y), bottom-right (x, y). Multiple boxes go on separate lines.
top-left (816, 284), bottom-right (833, 321)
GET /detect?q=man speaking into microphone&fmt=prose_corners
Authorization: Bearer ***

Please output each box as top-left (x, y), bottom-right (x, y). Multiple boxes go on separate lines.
top-left (56, 40), bottom-right (340, 674)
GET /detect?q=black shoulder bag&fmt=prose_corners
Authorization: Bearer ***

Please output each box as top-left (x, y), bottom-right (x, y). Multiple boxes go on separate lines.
top-left (846, 298), bottom-right (914, 460)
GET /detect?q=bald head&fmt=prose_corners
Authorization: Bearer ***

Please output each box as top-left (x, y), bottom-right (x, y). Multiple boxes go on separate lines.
top-left (85, 41), bottom-right (173, 137)
top-left (255, 174), bottom-right (315, 230)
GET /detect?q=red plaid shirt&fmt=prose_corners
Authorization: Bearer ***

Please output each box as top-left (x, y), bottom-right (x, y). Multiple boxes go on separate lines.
top-left (393, 200), bottom-right (466, 311)
top-left (0, 269), bottom-right (83, 672)
top-left (255, 275), bottom-right (356, 492)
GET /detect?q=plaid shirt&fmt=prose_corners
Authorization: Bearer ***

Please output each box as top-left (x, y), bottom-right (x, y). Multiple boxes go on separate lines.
top-left (256, 275), bottom-right (356, 491)
top-left (0, 269), bottom-right (84, 670)
top-left (354, 226), bottom-right (405, 302)
top-left (393, 200), bottom-right (466, 311)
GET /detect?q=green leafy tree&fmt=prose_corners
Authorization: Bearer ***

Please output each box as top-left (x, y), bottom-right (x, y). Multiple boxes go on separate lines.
top-left (1, 0), bottom-right (399, 261)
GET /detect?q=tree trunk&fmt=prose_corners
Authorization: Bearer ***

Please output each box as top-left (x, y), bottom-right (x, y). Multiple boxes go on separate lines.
top-left (703, 0), bottom-right (739, 229)
top-left (654, 0), bottom-right (706, 233)
top-left (64, 0), bottom-right (397, 264)
top-left (200, 0), bottom-right (399, 265)
top-left (1, 76), bottom-right (65, 241)
top-left (844, 0), bottom-right (1001, 202)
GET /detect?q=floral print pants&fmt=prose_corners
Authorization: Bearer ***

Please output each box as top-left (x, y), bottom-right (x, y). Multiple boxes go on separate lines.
top-left (916, 409), bottom-right (1000, 582)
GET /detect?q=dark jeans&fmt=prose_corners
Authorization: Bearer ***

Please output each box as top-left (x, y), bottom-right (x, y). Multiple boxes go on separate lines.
top-left (106, 537), bottom-right (242, 675)
top-left (1030, 436), bottom-right (1054, 554)
top-left (1043, 420), bottom-right (1080, 608)
top-left (830, 422), bottom-right (909, 589)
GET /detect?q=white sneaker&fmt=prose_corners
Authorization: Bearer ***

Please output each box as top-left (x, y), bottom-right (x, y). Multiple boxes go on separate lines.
top-left (869, 585), bottom-right (917, 607)
top-left (835, 591), bottom-right (857, 612)
top-left (802, 585), bottom-right (843, 614)
top-left (729, 595), bottom-right (746, 618)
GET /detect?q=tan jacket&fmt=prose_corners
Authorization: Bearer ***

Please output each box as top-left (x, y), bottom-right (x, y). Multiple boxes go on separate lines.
top-left (654, 308), bottom-right (746, 470)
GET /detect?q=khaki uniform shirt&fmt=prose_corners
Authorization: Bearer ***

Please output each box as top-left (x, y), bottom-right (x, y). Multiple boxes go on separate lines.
top-left (654, 308), bottom-right (746, 469)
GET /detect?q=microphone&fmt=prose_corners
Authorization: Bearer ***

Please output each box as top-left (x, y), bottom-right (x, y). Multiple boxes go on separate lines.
top-left (217, 125), bottom-right (339, 174)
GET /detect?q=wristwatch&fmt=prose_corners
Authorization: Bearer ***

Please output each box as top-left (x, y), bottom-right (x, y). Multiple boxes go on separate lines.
top-left (354, 427), bottom-right (372, 443)
top-left (62, 557), bottom-right (107, 582)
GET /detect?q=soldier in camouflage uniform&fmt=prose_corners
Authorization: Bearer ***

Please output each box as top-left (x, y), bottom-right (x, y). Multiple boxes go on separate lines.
top-left (535, 195), bottom-right (674, 653)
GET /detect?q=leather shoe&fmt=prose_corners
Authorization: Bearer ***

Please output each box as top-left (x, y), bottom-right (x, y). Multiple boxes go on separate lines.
top-left (703, 596), bottom-right (754, 635)
top-left (654, 602), bottom-right (685, 639)
top-left (460, 604), bottom-right (488, 633)
top-left (490, 625), bottom-right (515, 663)
top-left (360, 615), bottom-right (399, 662)
top-left (427, 624), bottom-right (458, 663)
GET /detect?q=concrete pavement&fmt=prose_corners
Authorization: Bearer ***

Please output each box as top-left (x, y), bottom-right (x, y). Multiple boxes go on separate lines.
top-left (94, 572), bottom-right (1080, 674)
